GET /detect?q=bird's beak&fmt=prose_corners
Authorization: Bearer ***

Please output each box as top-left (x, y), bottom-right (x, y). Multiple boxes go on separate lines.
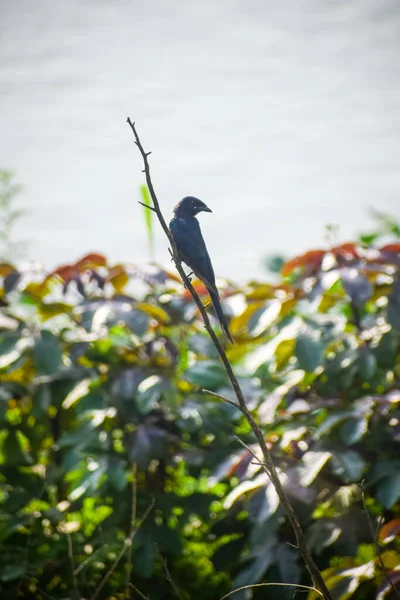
top-left (201, 204), bottom-right (212, 213)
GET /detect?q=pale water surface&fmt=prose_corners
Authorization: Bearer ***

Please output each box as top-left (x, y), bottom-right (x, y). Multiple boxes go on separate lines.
top-left (1, 0), bottom-right (400, 281)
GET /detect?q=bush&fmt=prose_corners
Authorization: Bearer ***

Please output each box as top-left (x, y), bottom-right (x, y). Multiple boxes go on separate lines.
top-left (1, 231), bottom-right (400, 599)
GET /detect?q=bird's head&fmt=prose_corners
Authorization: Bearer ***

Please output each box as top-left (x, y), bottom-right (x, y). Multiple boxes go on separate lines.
top-left (173, 196), bottom-right (212, 218)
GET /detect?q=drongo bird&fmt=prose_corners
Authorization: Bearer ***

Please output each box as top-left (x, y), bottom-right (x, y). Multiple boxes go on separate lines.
top-left (169, 196), bottom-right (234, 344)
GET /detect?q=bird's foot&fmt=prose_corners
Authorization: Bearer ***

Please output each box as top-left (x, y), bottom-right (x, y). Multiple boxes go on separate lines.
top-left (183, 272), bottom-right (193, 289)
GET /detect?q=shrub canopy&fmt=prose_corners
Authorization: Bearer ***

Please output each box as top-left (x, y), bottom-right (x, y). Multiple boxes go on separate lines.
top-left (1, 233), bottom-right (400, 599)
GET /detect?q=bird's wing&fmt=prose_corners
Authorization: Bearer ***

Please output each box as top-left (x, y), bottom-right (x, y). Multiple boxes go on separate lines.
top-left (170, 217), bottom-right (219, 296)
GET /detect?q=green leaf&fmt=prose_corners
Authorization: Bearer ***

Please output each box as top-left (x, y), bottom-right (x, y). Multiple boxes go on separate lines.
top-left (327, 561), bottom-right (375, 599)
top-left (374, 331), bottom-right (398, 369)
top-left (331, 450), bottom-right (366, 483)
top-left (123, 309), bottom-right (149, 336)
top-left (0, 564), bottom-right (26, 582)
top-left (135, 302), bottom-right (170, 324)
top-left (263, 254), bottom-right (285, 274)
top-left (307, 520), bottom-right (342, 554)
top-left (388, 283), bottom-right (400, 331)
top-left (377, 473), bottom-right (400, 508)
top-left (298, 451), bottom-right (331, 486)
top-left (136, 375), bottom-right (164, 415)
top-left (129, 424), bottom-right (166, 469)
top-left (33, 330), bottom-right (62, 375)
top-left (248, 482), bottom-right (280, 523)
top-left (275, 544), bottom-right (301, 595)
top-left (275, 338), bottom-right (295, 370)
top-left (0, 332), bottom-right (30, 369)
top-left (186, 360), bottom-right (226, 389)
top-left (58, 424), bottom-right (96, 449)
top-left (295, 333), bottom-right (323, 372)
top-left (140, 184), bottom-right (154, 259)
top-left (357, 348), bottom-right (377, 382)
top-left (224, 474), bottom-right (268, 509)
top-left (75, 391), bottom-right (105, 414)
top-left (340, 418), bottom-right (368, 445)
top-left (31, 383), bottom-right (51, 417)
top-left (231, 542), bottom-right (276, 591)
top-left (68, 460), bottom-right (107, 501)
top-left (133, 533), bottom-right (156, 578)
top-left (3, 430), bottom-right (27, 465)
top-left (107, 461), bottom-right (128, 491)
top-left (341, 270), bottom-right (372, 306)
top-left (359, 232), bottom-right (379, 245)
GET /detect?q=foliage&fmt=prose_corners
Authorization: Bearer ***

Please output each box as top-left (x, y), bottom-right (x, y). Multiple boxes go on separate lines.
top-left (1, 226), bottom-right (400, 599)
top-left (140, 184), bottom-right (154, 260)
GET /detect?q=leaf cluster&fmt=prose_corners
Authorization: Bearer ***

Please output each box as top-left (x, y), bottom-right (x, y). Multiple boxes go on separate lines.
top-left (1, 230), bottom-right (400, 599)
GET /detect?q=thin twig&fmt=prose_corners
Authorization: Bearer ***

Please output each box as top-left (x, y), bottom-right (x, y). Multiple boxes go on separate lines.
top-left (203, 388), bottom-right (240, 409)
top-left (91, 496), bottom-right (155, 600)
top-left (234, 436), bottom-right (259, 456)
top-left (138, 200), bottom-right (156, 212)
top-left (125, 463), bottom-right (138, 598)
top-left (74, 545), bottom-right (103, 576)
top-left (36, 588), bottom-right (58, 600)
top-left (67, 534), bottom-right (81, 600)
top-left (359, 482), bottom-right (400, 598)
top-left (219, 582), bottom-right (323, 599)
top-left (127, 118), bottom-right (333, 600)
top-left (129, 582), bottom-right (151, 600)
top-left (158, 549), bottom-right (184, 600)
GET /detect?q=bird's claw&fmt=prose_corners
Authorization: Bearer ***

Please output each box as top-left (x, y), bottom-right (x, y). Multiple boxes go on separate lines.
top-left (183, 275), bottom-right (193, 289)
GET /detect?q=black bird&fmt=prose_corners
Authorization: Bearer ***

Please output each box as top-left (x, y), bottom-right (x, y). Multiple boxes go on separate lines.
top-left (169, 196), bottom-right (234, 344)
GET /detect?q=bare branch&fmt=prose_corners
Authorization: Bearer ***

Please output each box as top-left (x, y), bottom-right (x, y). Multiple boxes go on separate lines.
top-left (157, 548), bottom-right (184, 600)
top-left (219, 582), bottom-right (323, 600)
top-left (127, 118), bottom-right (333, 600)
top-left (129, 583), bottom-right (151, 600)
top-left (91, 494), bottom-right (155, 600)
top-left (202, 388), bottom-right (240, 409)
top-left (138, 200), bottom-right (157, 212)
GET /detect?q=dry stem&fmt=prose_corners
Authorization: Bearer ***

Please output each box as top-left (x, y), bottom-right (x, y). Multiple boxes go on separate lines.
top-left (127, 117), bottom-right (333, 600)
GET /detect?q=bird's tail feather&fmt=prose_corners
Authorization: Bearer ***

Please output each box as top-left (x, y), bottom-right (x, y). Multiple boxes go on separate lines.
top-left (209, 290), bottom-right (234, 344)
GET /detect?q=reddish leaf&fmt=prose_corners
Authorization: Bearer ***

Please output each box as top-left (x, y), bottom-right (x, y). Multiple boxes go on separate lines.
top-left (74, 253), bottom-right (107, 270)
top-left (331, 242), bottom-right (360, 260)
top-left (183, 281), bottom-right (209, 299)
top-left (225, 451), bottom-right (253, 479)
top-left (379, 519), bottom-right (400, 544)
top-left (50, 265), bottom-right (85, 296)
top-left (0, 263), bottom-right (15, 277)
top-left (49, 264), bottom-right (78, 282)
top-left (281, 250), bottom-right (325, 277)
top-left (380, 244), bottom-right (400, 254)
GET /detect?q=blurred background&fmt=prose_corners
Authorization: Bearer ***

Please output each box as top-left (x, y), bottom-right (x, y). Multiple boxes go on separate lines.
top-left (1, 0), bottom-right (400, 281)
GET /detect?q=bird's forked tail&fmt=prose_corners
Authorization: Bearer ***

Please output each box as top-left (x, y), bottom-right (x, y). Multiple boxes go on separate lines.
top-left (209, 289), bottom-right (234, 344)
